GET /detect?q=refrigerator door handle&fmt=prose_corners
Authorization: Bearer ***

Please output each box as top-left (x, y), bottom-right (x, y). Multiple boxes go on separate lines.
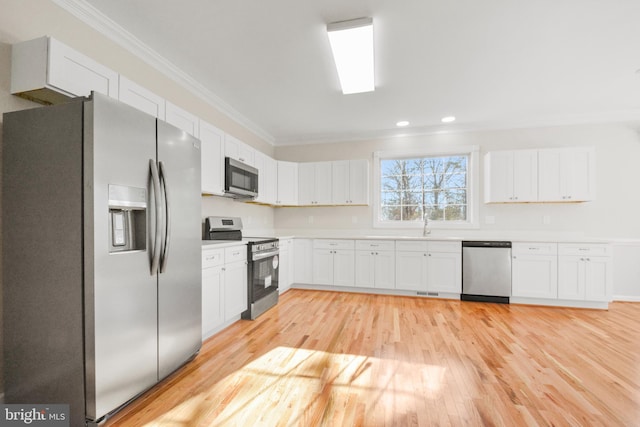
top-left (150, 159), bottom-right (162, 275)
top-left (159, 161), bottom-right (172, 273)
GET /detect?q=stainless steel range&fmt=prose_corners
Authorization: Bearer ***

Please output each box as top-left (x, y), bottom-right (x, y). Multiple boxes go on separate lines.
top-left (204, 216), bottom-right (279, 320)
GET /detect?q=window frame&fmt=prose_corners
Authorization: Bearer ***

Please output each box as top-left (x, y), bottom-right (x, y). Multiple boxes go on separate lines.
top-left (372, 146), bottom-right (480, 230)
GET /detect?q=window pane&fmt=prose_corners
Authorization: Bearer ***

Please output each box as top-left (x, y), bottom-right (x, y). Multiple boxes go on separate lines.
top-left (378, 153), bottom-right (469, 224)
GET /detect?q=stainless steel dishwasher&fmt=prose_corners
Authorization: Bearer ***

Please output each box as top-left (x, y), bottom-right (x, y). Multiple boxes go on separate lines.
top-left (461, 241), bottom-right (512, 303)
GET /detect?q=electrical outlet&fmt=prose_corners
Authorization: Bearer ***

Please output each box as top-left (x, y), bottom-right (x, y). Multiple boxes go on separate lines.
top-left (543, 215), bottom-right (551, 225)
top-left (485, 215), bottom-right (495, 225)
top-left (308, 216), bottom-right (314, 224)
top-left (352, 216), bottom-right (358, 224)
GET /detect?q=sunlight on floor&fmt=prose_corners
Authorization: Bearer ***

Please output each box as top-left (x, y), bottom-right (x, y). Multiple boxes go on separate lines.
top-left (143, 346), bottom-right (447, 426)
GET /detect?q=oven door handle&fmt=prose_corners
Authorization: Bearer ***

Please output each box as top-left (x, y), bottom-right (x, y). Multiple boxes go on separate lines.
top-left (252, 249), bottom-right (280, 261)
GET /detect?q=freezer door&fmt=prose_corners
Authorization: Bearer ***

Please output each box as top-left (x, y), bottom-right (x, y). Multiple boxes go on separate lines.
top-left (157, 120), bottom-right (203, 379)
top-left (85, 93), bottom-right (159, 422)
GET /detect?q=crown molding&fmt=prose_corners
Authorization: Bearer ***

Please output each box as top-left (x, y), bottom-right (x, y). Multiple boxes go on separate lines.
top-left (51, 0), bottom-right (275, 145)
top-left (274, 109), bottom-right (640, 146)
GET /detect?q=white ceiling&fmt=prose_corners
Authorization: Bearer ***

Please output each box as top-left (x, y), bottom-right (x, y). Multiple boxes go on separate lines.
top-left (74, 0), bottom-right (640, 145)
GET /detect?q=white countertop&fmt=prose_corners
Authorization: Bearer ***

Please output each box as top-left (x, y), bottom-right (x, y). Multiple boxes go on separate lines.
top-left (273, 233), bottom-right (636, 244)
top-left (202, 240), bottom-right (247, 249)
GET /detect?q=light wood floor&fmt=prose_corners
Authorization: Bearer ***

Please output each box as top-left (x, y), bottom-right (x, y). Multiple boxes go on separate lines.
top-left (106, 290), bottom-right (640, 426)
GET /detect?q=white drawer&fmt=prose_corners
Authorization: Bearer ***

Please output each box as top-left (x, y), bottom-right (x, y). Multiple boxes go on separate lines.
top-left (356, 240), bottom-right (395, 251)
top-left (225, 245), bottom-right (247, 263)
top-left (202, 248), bottom-right (224, 268)
top-left (558, 243), bottom-right (611, 257)
top-left (427, 241), bottom-right (461, 253)
top-left (512, 242), bottom-right (558, 256)
top-left (313, 239), bottom-right (355, 250)
top-left (395, 240), bottom-right (428, 252)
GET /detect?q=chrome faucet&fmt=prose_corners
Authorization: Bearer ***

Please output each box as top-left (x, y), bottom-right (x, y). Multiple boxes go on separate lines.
top-left (423, 212), bottom-right (431, 236)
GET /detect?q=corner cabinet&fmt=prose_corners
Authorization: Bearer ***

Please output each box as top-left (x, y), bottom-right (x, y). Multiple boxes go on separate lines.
top-left (11, 36), bottom-right (118, 104)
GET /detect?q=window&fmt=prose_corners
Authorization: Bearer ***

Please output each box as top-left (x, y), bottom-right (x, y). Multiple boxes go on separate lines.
top-left (373, 147), bottom-right (479, 229)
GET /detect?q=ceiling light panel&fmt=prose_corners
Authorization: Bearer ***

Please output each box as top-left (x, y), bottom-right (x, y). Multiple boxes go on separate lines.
top-left (327, 17), bottom-right (374, 95)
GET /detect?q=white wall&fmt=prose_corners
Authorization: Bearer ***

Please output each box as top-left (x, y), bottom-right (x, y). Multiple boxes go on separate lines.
top-left (274, 123), bottom-right (640, 240)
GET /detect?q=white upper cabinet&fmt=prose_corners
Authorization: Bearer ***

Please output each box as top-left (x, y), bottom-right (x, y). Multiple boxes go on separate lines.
top-left (332, 160), bottom-right (369, 205)
top-left (276, 161), bottom-right (298, 205)
top-left (224, 134), bottom-right (255, 166)
top-left (253, 151), bottom-right (278, 204)
top-left (199, 120), bottom-right (225, 196)
top-left (118, 76), bottom-right (166, 120)
top-left (11, 36), bottom-right (118, 104)
top-left (298, 162), bottom-right (333, 205)
top-left (165, 101), bottom-right (199, 137)
top-left (538, 148), bottom-right (595, 202)
top-left (485, 147), bottom-right (595, 203)
top-left (484, 150), bottom-right (538, 203)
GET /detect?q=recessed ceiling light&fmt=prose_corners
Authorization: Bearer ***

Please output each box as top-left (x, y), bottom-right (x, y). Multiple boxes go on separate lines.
top-left (396, 120), bottom-right (410, 127)
top-left (327, 17), bottom-right (375, 95)
top-left (441, 116), bottom-right (456, 123)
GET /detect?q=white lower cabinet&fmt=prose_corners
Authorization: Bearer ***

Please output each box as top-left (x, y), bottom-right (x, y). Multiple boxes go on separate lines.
top-left (395, 247), bottom-right (427, 292)
top-left (223, 246), bottom-right (248, 320)
top-left (355, 240), bottom-right (395, 289)
top-left (278, 238), bottom-right (294, 293)
top-left (558, 244), bottom-right (612, 302)
top-left (511, 243), bottom-right (558, 299)
top-left (201, 244), bottom-right (247, 340)
top-left (395, 241), bottom-right (461, 293)
top-left (202, 249), bottom-right (224, 340)
top-left (427, 243), bottom-right (462, 293)
top-left (312, 240), bottom-right (355, 287)
top-left (294, 239), bottom-right (314, 284)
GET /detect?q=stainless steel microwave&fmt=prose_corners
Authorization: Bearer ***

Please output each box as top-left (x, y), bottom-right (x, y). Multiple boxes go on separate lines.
top-left (224, 157), bottom-right (258, 199)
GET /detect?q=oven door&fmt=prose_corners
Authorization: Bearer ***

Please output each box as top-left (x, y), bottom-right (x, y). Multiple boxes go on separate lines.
top-left (250, 249), bottom-right (279, 301)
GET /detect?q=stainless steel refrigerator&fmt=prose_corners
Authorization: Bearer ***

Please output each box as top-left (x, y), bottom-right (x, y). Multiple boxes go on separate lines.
top-left (2, 93), bottom-right (202, 426)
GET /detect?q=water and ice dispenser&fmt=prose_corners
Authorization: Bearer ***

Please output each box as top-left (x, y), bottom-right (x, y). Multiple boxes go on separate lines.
top-left (108, 184), bottom-right (147, 253)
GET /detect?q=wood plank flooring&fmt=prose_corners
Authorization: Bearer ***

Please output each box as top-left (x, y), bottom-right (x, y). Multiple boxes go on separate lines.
top-left (106, 290), bottom-right (640, 426)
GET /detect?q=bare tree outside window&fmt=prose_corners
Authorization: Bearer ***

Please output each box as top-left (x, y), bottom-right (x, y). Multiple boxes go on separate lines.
top-left (380, 155), bottom-right (468, 223)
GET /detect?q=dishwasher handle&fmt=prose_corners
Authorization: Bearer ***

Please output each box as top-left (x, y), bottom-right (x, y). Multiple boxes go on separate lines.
top-left (462, 241), bottom-right (512, 248)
